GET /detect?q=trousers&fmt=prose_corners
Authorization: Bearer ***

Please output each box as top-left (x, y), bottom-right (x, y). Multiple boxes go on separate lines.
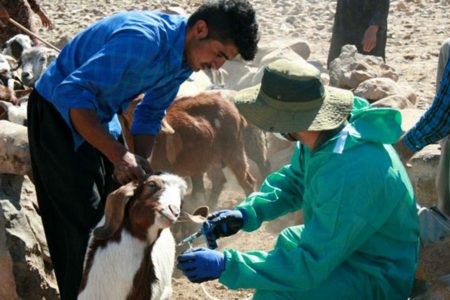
top-left (27, 90), bottom-right (117, 300)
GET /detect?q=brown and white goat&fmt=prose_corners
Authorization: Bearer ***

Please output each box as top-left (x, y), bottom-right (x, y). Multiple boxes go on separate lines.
top-left (78, 173), bottom-right (187, 300)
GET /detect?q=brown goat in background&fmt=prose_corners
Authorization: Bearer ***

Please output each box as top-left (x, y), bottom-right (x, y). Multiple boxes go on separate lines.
top-left (119, 91), bottom-right (271, 243)
top-left (120, 91), bottom-right (261, 212)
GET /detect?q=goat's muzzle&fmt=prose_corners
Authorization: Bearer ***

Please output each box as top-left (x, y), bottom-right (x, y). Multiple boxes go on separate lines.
top-left (158, 204), bottom-right (180, 223)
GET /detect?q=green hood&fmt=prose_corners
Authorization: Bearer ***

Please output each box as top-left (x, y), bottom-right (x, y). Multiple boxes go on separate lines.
top-left (327, 97), bottom-right (402, 152)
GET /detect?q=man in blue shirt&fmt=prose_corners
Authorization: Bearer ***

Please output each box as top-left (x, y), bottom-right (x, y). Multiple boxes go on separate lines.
top-left (396, 38), bottom-right (450, 241)
top-left (27, 1), bottom-right (259, 299)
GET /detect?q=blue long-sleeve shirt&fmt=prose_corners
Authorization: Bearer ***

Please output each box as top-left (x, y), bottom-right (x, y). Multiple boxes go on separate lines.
top-left (36, 11), bottom-right (192, 149)
top-left (404, 58), bottom-right (450, 151)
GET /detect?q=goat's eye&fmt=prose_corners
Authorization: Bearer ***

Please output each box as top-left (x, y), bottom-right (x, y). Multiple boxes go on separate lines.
top-left (147, 180), bottom-right (158, 190)
top-left (39, 57), bottom-right (46, 63)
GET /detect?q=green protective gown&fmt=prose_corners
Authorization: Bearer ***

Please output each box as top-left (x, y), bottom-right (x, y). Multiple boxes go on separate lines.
top-left (219, 98), bottom-right (419, 300)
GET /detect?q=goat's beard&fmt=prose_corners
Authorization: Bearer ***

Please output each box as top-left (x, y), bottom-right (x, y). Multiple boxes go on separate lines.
top-left (156, 212), bottom-right (177, 228)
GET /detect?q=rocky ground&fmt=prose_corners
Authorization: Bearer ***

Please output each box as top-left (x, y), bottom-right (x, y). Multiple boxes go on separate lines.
top-left (28, 0), bottom-right (450, 299)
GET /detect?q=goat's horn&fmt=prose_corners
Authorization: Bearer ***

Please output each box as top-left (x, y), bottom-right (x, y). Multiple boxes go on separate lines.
top-left (93, 180), bottom-right (139, 240)
top-left (160, 117), bottom-right (175, 134)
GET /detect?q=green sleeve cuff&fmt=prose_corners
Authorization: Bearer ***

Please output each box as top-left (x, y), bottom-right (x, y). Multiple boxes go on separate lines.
top-left (218, 250), bottom-right (241, 290)
top-left (236, 202), bottom-right (261, 232)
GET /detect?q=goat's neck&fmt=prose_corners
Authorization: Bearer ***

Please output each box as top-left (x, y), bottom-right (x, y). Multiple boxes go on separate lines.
top-left (124, 218), bottom-right (162, 244)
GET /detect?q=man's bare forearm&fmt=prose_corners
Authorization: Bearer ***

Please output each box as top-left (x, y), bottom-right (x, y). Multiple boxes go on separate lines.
top-left (133, 134), bottom-right (155, 160)
top-left (69, 108), bottom-right (127, 164)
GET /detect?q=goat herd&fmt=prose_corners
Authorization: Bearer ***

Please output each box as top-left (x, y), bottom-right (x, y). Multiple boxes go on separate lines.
top-left (0, 33), bottom-right (280, 299)
top-left (0, 34), bottom-right (57, 124)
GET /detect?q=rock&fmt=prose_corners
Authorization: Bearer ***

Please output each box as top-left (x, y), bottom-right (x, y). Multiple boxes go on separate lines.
top-left (354, 77), bottom-right (416, 104)
top-left (355, 77), bottom-right (399, 101)
top-left (372, 94), bottom-right (412, 109)
top-left (400, 108), bottom-right (441, 207)
top-left (0, 213), bottom-right (19, 300)
top-left (416, 237), bottom-right (450, 281)
top-left (379, 63), bottom-right (400, 82)
top-left (407, 144), bottom-right (441, 208)
top-left (0, 175), bottom-right (59, 299)
top-left (329, 44), bottom-right (399, 89)
top-left (288, 39), bottom-right (311, 61)
top-left (257, 41), bottom-right (310, 66)
top-left (206, 40), bottom-right (312, 92)
top-left (417, 275), bottom-right (450, 299)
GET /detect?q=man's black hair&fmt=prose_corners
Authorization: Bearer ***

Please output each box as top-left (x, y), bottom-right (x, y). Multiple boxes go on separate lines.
top-left (187, 0), bottom-right (259, 61)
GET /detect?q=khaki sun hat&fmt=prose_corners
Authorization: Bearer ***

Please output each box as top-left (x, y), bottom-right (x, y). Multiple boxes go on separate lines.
top-left (234, 58), bottom-right (354, 133)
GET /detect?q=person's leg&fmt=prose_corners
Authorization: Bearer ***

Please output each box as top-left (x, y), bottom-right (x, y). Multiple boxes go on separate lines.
top-left (437, 136), bottom-right (450, 218)
top-left (27, 90), bottom-right (115, 300)
top-left (253, 226), bottom-right (372, 300)
top-left (435, 38), bottom-right (450, 218)
top-left (436, 38), bottom-right (450, 93)
top-left (252, 267), bottom-right (367, 300)
top-left (327, 31), bottom-right (345, 69)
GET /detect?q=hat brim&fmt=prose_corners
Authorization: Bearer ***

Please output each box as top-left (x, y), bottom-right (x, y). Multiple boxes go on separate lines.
top-left (234, 84), bottom-right (354, 133)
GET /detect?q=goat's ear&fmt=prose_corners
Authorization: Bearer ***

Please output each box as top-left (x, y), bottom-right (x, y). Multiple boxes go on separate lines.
top-left (93, 180), bottom-right (139, 240)
top-left (177, 206), bottom-right (209, 223)
top-left (193, 206), bottom-right (209, 218)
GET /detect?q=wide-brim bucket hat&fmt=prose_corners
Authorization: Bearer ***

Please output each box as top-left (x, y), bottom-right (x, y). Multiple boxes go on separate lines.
top-left (234, 58), bottom-right (354, 133)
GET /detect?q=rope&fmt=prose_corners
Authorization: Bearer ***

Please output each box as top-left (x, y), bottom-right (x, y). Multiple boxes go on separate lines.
top-left (186, 241), bottom-right (253, 300)
top-left (187, 241), bottom-right (221, 300)
top-left (7, 18), bottom-right (60, 52)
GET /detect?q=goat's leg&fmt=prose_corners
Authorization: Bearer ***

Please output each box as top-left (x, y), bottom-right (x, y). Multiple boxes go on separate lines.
top-left (206, 163), bottom-right (227, 208)
top-left (190, 175), bottom-right (207, 204)
top-left (244, 125), bottom-right (271, 183)
top-left (226, 151), bottom-right (257, 196)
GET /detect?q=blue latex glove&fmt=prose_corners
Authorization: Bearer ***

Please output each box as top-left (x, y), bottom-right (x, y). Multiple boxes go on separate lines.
top-left (177, 247), bottom-right (225, 283)
top-left (205, 209), bottom-right (245, 240)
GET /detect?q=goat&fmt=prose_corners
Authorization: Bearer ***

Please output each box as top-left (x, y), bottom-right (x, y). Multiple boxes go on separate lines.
top-left (78, 173), bottom-right (194, 300)
top-left (120, 91), bottom-right (262, 206)
top-left (0, 53), bottom-right (19, 105)
top-left (2, 34), bottom-right (33, 61)
top-left (21, 46), bottom-right (58, 87)
top-left (0, 100), bottom-right (27, 126)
